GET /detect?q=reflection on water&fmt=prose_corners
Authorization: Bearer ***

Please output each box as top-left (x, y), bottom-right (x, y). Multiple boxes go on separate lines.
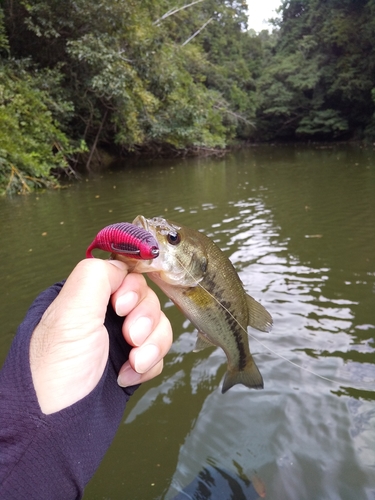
top-left (170, 463), bottom-right (263, 499)
top-left (0, 145), bottom-right (374, 498)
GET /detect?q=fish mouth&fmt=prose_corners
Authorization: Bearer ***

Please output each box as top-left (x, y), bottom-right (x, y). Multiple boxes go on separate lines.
top-left (132, 215), bottom-right (188, 283)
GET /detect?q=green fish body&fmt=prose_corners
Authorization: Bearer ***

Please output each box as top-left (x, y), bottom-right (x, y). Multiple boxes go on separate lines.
top-left (118, 215), bottom-right (273, 393)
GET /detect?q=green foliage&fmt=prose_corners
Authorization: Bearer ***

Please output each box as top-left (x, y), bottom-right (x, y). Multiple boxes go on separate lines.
top-left (296, 109), bottom-right (348, 137)
top-left (0, 8), bottom-right (9, 53)
top-left (1, 0), bottom-right (260, 192)
top-left (0, 63), bottom-right (85, 194)
top-left (4, 0), bottom-right (375, 194)
top-left (2, 0), bottom-right (252, 160)
top-left (255, 0), bottom-right (375, 141)
top-left (0, 0), bottom-right (272, 193)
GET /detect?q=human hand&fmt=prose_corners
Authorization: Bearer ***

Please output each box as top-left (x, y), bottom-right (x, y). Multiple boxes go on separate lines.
top-left (30, 259), bottom-right (172, 415)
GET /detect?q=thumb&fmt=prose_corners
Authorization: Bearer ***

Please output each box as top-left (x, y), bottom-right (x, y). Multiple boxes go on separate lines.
top-left (29, 258), bottom-right (129, 414)
top-left (53, 259), bottom-right (129, 326)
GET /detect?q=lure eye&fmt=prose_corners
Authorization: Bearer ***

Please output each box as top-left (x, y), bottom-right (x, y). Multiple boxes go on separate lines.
top-left (167, 231), bottom-right (181, 246)
top-left (150, 246), bottom-right (159, 257)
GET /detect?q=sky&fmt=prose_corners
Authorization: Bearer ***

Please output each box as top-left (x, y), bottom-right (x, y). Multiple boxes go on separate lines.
top-left (246, 0), bottom-right (282, 32)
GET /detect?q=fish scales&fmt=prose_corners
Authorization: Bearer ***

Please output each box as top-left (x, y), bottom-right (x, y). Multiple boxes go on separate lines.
top-left (114, 215), bottom-right (273, 394)
top-left (184, 239), bottom-right (252, 371)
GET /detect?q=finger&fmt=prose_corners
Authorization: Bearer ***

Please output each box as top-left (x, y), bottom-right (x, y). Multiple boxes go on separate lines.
top-left (111, 272), bottom-right (163, 347)
top-left (52, 259), bottom-right (129, 324)
top-left (117, 312), bottom-right (172, 387)
top-left (122, 286), bottom-right (161, 346)
top-left (34, 259), bottom-right (129, 345)
top-left (127, 312), bottom-right (172, 374)
top-left (117, 359), bottom-right (164, 388)
top-left (30, 259), bottom-right (130, 414)
top-left (111, 272), bottom-right (150, 318)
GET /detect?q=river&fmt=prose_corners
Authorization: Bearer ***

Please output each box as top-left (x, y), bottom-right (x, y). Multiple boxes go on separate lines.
top-left (0, 144), bottom-right (374, 499)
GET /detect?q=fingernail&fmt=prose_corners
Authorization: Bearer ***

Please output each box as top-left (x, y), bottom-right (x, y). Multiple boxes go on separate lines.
top-left (129, 317), bottom-right (152, 346)
top-left (134, 344), bottom-right (160, 374)
top-left (117, 363), bottom-right (142, 387)
top-left (115, 291), bottom-right (138, 316)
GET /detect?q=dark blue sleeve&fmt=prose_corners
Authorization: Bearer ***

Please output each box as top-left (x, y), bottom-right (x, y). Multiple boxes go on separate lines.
top-left (0, 281), bottom-right (138, 500)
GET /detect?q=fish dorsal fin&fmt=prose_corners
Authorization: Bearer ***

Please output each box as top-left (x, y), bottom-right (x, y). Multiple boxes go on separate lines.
top-left (246, 294), bottom-right (273, 333)
top-left (193, 332), bottom-right (215, 352)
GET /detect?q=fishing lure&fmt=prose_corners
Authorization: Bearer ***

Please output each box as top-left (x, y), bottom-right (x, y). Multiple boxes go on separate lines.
top-left (86, 222), bottom-right (159, 260)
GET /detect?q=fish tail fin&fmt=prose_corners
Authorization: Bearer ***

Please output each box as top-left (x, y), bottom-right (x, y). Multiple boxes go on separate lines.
top-left (222, 357), bottom-right (264, 394)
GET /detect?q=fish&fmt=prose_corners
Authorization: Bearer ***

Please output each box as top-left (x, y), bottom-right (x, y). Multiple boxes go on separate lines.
top-left (86, 222), bottom-right (159, 259)
top-left (115, 215), bottom-right (273, 393)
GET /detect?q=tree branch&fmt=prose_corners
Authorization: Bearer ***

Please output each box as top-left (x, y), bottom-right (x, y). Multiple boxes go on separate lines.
top-left (182, 17), bottom-right (213, 46)
top-left (213, 104), bottom-right (255, 127)
top-left (154, 0), bottom-right (205, 25)
top-left (86, 109), bottom-right (108, 172)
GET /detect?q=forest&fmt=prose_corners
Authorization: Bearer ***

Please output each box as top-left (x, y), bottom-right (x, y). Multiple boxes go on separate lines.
top-left (1, 0), bottom-right (375, 194)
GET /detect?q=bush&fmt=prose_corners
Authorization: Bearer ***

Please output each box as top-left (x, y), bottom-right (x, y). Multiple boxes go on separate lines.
top-left (0, 63), bottom-right (85, 194)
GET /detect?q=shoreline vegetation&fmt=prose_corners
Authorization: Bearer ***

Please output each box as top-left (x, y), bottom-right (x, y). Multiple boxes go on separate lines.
top-left (1, 0), bottom-right (375, 195)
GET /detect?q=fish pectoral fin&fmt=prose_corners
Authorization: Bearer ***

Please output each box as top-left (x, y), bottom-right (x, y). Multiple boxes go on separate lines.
top-left (222, 357), bottom-right (264, 394)
top-left (246, 294), bottom-right (273, 333)
top-left (193, 332), bottom-right (216, 352)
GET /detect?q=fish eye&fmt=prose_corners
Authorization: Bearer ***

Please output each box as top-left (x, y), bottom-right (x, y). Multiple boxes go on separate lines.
top-left (167, 232), bottom-right (181, 245)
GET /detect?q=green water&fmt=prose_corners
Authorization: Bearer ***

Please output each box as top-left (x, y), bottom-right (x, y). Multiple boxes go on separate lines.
top-left (1, 144), bottom-right (374, 499)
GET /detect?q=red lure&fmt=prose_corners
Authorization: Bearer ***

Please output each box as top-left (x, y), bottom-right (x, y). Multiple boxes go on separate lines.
top-left (86, 222), bottom-right (159, 260)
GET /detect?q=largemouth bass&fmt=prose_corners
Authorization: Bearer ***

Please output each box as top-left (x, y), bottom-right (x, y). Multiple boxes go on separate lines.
top-left (116, 215), bottom-right (273, 393)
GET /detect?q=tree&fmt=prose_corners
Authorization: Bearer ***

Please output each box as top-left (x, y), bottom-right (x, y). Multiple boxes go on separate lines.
top-left (3, 0), bottom-right (240, 156)
top-left (255, 0), bottom-right (375, 141)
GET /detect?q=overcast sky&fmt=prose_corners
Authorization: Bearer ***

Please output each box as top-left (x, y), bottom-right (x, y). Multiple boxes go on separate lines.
top-left (246, 0), bottom-right (282, 32)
